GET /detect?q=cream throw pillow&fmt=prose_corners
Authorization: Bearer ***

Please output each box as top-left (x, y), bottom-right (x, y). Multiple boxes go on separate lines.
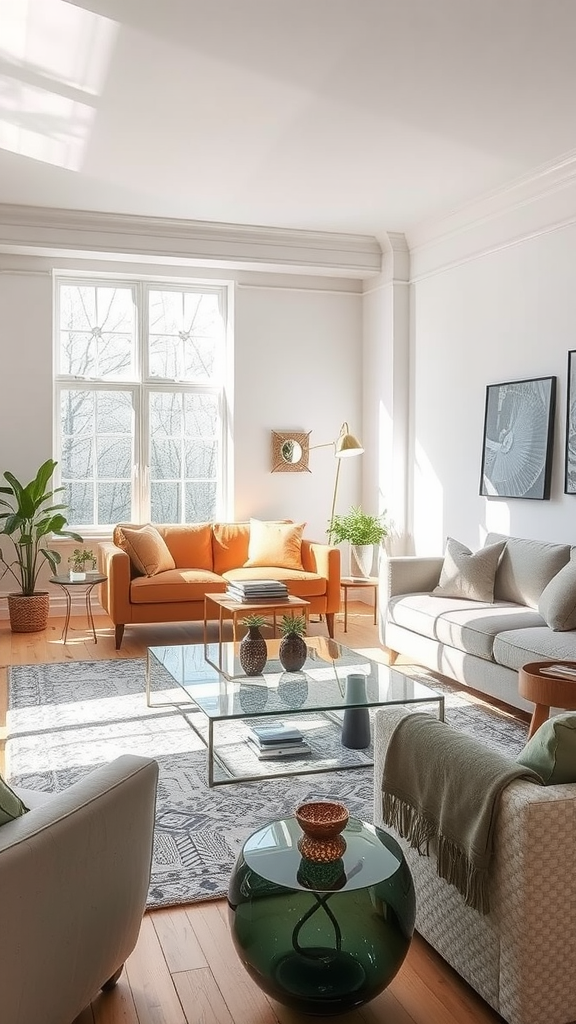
top-left (116, 524), bottom-right (176, 576)
top-left (244, 519), bottom-right (305, 570)
top-left (433, 537), bottom-right (505, 603)
top-left (538, 555), bottom-right (576, 631)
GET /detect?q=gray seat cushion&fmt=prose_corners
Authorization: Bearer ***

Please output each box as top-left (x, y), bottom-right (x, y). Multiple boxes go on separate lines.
top-left (494, 626), bottom-right (576, 671)
top-left (387, 593), bottom-right (544, 661)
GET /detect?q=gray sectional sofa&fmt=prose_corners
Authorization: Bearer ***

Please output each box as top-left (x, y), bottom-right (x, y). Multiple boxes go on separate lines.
top-left (381, 532), bottom-right (576, 713)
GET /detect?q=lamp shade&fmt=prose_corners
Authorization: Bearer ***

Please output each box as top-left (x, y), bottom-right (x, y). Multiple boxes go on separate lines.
top-left (335, 422), bottom-right (364, 458)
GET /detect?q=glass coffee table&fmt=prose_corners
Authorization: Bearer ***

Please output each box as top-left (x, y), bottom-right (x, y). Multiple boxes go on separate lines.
top-left (146, 637), bottom-right (444, 787)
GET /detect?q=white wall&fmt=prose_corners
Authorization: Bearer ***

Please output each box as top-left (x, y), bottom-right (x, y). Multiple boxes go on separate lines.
top-left (0, 254), bottom-right (363, 604)
top-left (405, 185), bottom-right (576, 554)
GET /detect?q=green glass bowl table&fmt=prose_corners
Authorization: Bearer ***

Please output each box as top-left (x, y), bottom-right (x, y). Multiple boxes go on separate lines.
top-left (228, 814), bottom-right (415, 1016)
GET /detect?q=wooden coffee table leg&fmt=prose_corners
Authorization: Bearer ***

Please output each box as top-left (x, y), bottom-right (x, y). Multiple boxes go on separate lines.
top-left (528, 703), bottom-right (550, 739)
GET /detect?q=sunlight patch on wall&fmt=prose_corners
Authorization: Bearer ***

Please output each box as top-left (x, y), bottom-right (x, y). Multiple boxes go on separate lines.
top-left (0, 0), bottom-right (117, 169)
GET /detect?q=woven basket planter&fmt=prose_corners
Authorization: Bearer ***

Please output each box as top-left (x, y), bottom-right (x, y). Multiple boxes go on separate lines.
top-left (7, 592), bottom-right (50, 633)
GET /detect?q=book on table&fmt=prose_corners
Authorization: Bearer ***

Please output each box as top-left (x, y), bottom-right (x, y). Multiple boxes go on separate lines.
top-left (246, 736), bottom-right (311, 759)
top-left (539, 663), bottom-right (576, 679)
top-left (226, 580), bottom-right (289, 602)
top-left (249, 723), bottom-right (304, 745)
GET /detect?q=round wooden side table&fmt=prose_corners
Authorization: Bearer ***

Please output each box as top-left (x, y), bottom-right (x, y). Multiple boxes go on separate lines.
top-left (340, 577), bottom-right (378, 633)
top-left (518, 661), bottom-right (576, 738)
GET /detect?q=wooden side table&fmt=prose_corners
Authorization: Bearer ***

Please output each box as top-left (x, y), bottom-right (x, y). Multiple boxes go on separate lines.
top-left (518, 661), bottom-right (576, 737)
top-left (340, 576), bottom-right (378, 633)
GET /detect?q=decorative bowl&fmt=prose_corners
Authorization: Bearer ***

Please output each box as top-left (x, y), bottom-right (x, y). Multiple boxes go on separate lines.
top-left (295, 800), bottom-right (349, 841)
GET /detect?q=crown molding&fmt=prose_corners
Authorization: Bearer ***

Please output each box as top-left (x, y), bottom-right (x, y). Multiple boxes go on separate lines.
top-left (406, 148), bottom-right (576, 255)
top-left (0, 204), bottom-right (383, 278)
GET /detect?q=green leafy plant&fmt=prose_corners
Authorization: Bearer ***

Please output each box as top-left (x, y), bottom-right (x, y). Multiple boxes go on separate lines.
top-left (329, 506), bottom-right (389, 545)
top-left (0, 459), bottom-right (83, 595)
top-left (68, 547), bottom-right (96, 572)
top-left (279, 614), bottom-right (307, 636)
top-left (241, 614), bottom-right (267, 628)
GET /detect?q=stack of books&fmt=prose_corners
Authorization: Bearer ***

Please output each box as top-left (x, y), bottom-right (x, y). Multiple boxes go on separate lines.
top-left (226, 580), bottom-right (289, 602)
top-left (246, 723), bottom-right (311, 759)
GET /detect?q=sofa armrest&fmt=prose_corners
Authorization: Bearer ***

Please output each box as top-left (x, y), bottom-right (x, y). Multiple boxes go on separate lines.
top-left (382, 554), bottom-right (444, 601)
top-left (1, 755), bottom-right (158, 1024)
top-left (302, 539), bottom-right (341, 614)
top-left (98, 540), bottom-right (133, 623)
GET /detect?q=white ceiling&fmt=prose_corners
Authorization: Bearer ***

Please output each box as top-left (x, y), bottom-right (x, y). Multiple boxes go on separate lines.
top-left (2, 0), bottom-right (576, 243)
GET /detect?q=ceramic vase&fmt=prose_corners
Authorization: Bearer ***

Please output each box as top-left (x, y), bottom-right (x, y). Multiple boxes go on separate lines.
top-left (278, 633), bottom-right (307, 672)
top-left (341, 672), bottom-right (371, 749)
top-left (350, 544), bottom-right (374, 578)
top-left (239, 625), bottom-right (267, 676)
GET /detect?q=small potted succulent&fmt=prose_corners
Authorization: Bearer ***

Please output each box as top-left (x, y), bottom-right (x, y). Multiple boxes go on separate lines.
top-left (68, 547), bottom-right (97, 580)
top-left (239, 614), bottom-right (268, 676)
top-left (278, 614), bottom-right (307, 672)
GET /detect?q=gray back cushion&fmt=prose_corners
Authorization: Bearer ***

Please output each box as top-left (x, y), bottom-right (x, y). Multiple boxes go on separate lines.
top-left (485, 533), bottom-right (571, 609)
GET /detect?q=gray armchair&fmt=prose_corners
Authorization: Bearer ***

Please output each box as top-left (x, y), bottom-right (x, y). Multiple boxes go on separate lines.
top-left (1, 754), bottom-right (158, 1024)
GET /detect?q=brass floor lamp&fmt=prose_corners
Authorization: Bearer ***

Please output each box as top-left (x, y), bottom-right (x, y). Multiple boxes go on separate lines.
top-left (310, 422), bottom-right (364, 540)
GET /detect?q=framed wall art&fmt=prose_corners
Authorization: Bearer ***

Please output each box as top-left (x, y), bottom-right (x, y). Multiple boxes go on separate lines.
top-left (565, 350), bottom-right (576, 493)
top-left (479, 375), bottom-right (556, 500)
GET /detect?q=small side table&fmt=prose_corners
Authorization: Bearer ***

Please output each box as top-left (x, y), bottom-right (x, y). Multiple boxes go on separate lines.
top-left (518, 660), bottom-right (576, 737)
top-left (340, 576), bottom-right (378, 632)
top-left (228, 814), bottom-right (415, 1015)
top-left (49, 574), bottom-right (107, 644)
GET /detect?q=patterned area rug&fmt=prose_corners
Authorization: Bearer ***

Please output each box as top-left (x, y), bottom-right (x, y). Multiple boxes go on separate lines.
top-left (5, 658), bottom-right (529, 909)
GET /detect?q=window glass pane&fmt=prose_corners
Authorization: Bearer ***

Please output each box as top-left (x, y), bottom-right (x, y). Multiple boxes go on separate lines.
top-left (97, 436), bottom-right (132, 478)
top-left (185, 439), bottom-right (217, 477)
top-left (96, 391), bottom-right (133, 433)
top-left (151, 481), bottom-right (180, 522)
top-left (186, 481), bottom-right (217, 521)
top-left (148, 289), bottom-right (223, 382)
top-left (62, 436), bottom-right (93, 477)
top-left (62, 480), bottom-right (93, 526)
top-left (97, 482), bottom-right (132, 524)
top-left (151, 438), bottom-right (181, 478)
top-left (184, 392), bottom-right (219, 435)
top-left (58, 283), bottom-right (135, 379)
top-left (61, 388), bottom-right (94, 434)
top-left (150, 391), bottom-right (182, 436)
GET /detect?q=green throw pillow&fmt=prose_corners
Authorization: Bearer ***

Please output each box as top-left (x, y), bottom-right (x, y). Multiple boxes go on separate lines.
top-left (516, 713), bottom-right (576, 785)
top-left (0, 775), bottom-right (29, 825)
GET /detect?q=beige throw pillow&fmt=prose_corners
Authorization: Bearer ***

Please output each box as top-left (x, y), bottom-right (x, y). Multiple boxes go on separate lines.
top-left (538, 555), bottom-right (576, 631)
top-left (244, 519), bottom-right (305, 570)
top-left (433, 537), bottom-right (505, 603)
top-left (115, 524), bottom-right (176, 576)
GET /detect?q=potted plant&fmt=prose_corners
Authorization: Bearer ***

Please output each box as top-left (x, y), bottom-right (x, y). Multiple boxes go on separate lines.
top-left (0, 459), bottom-right (83, 632)
top-left (239, 614), bottom-right (268, 676)
top-left (68, 547), bottom-right (97, 580)
top-left (278, 614), bottom-right (307, 672)
top-left (329, 506), bottom-right (389, 578)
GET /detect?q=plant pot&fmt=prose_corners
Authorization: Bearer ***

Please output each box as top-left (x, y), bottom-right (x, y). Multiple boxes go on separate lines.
top-left (350, 544), bottom-right (374, 578)
top-left (239, 626), bottom-right (268, 676)
top-left (278, 633), bottom-right (307, 672)
top-left (7, 592), bottom-right (50, 633)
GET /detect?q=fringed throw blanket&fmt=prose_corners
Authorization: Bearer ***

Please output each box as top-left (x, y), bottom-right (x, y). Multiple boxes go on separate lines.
top-left (381, 712), bottom-right (542, 914)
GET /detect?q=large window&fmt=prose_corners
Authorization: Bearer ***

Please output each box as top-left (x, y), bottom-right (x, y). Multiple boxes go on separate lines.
top-left (54, 278), bottom-right (230, 531)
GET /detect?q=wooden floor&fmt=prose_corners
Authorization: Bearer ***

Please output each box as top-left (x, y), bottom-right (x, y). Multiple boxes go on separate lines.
top-left (0, 604), bottom-right (508, 1024)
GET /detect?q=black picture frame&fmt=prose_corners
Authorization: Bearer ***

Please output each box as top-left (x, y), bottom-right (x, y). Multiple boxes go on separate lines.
top-left (565, 351), bottom-right (576, 493)
top-left (479, 376), bottom-right (556, 499)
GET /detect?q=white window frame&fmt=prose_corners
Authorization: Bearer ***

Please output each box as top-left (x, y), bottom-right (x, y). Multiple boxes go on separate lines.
top-left (53, 273), bottom-right (232, 535)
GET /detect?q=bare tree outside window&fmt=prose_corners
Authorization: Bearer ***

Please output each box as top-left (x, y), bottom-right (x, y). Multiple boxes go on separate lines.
top-left (55, 280), bottom-right (228, 528)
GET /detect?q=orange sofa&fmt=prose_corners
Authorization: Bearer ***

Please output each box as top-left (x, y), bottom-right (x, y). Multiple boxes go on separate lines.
top-left (98, 521), bottom-right (341, 649)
